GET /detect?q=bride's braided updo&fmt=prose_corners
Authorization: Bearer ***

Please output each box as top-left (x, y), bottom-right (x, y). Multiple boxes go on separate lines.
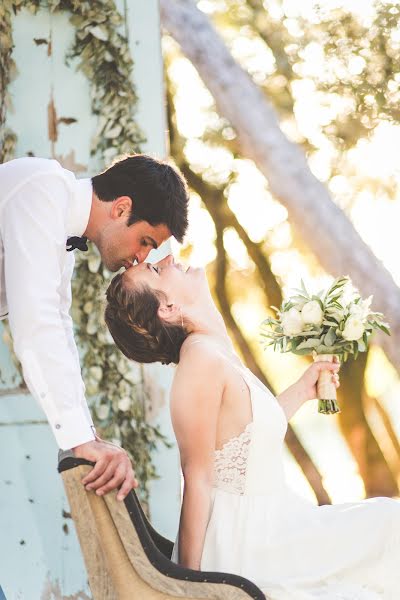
top-left (105, 273), bottom-right (188, 365)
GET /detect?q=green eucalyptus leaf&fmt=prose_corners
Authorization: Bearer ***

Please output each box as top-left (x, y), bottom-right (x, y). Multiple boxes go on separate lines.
top-left (312, 295), bottom-right (324, 309)
top-left (357, 339), bottom-right (367, 352)
top-left (324, 327), bottom-right (336, 347)
top-left (315, 344), bottom-right (331, 353)
top-left (300, 279), bottom-right (308, 295)
top-left (3, 0), bottom-right (149, 500)
top-left (377, 323), bottom-right (391, 336)
top-left (292, 347), bottom-right (314, 356)
top-left (296, 338), bottom-right (321, 350)
top-left (323, 319), bottom-right (339, 327)
top-left (89, 25), bottom-right (109, 41)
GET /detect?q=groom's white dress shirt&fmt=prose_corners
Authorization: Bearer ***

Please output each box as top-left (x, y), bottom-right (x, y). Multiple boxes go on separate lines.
top-left (0, 157), bottom-right (96, 449)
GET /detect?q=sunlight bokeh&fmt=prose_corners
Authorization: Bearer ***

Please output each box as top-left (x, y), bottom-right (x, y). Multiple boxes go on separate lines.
top-left (166, 0), bottom-right (400, 503)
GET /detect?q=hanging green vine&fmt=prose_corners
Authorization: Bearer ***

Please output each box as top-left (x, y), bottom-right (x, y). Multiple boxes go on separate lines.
top-left (0, 0), bottom-right (168, 500)
top-left (0, 2), bottom-right (18, 163)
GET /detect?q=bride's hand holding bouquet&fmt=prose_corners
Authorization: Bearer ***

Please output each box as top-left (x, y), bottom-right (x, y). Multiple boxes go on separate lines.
top-left (276, 358), bottom-right (340, 421)
top-left (262, 276), bottom-right (390, 414)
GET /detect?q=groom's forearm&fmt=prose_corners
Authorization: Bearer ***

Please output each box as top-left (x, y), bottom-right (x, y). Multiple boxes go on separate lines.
top-left (178, 476), bottom-right (212, 570)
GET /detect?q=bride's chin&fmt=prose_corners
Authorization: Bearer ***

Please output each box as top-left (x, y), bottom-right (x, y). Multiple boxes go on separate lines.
top-left (189, 265), bottom-right (206, 274)
top-left (185, 265), bottom-right (202, 276)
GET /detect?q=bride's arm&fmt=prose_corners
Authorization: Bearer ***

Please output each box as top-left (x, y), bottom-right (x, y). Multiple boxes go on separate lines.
top-left (170, 346), bottom-right (225, 570)
top-left (277, 359), bottom-right (340, 420)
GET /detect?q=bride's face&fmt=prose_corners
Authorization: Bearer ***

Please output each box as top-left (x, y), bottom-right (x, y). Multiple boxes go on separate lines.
top-left (122, 254), bottom-right (208, 306)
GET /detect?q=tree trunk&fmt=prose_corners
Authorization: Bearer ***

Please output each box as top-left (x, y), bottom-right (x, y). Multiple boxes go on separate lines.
top-left (337, 353), bottom-right (398, 497)
top-left (193, 160), bottom-right (398, 498)
top-left (167, 61), bottom-right (393, 504)
top-left (214, 222), bottom-right (331, 505)
top-left (160, 0), bottom-right (400, 372)
top-left (364, 395), bottom-right (400, 488)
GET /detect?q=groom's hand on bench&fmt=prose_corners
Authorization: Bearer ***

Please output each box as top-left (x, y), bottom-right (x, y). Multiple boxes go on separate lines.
top-left (72, 437), bottom-right (139, 501)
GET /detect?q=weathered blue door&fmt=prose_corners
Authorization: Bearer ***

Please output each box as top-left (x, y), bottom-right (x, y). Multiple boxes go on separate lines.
top-left (0, 2), bottom-right (180, 598)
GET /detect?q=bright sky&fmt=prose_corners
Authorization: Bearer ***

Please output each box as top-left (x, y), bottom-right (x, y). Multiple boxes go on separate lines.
top-left (167, 1), bottom-right (400, 502)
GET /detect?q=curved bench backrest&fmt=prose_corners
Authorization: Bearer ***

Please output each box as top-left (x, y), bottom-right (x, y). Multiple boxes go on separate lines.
top-left (59, 455), bottom-right (266, 600)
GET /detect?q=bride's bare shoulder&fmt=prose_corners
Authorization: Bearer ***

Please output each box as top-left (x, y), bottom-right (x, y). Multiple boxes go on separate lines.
top-left (172, 338), bottom-right (225, 393)
top-left (170, 340), bottom-right (226, 433)
top-left (180, 336), bottom-right (224, 365)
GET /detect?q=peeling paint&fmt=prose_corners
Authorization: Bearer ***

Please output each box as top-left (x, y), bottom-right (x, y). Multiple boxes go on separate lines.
top-left (1, 4), bottom-right (177, 592)
top-left (41, 578), bottom-right (91, 600)
top-left (47, 96), bottom-right (58, 145)
top-left (54, 151), bottom-right (86, 174)
top-left (0, 388), bottom-right (29, 397)
top-left (33, 37), bottom-right (49, 47)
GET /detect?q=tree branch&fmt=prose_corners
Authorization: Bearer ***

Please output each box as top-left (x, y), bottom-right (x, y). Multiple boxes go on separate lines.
top-left (213, 203), bottom-right (331, 504)
top-left (337, 353), bottom-right (398, 497)
top-left (160, 0), bottom-right (400, 372)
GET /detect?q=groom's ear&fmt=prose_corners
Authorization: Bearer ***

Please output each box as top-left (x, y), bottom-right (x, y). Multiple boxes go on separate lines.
top-left (157, 302), bottom-right (179, 322)
top-left (111, 196), bottom-right (132, 220)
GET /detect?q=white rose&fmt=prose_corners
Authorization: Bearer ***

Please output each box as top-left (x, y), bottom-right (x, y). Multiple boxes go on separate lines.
top-left (350, 296), bottom-right (373, 320)
top-left (301, 300), bottom-right (323, 326)
top-left (342, 317), bottom-right (365, 341)
top-left (282, 307), bottom-right (304, 336)
top-left (349, 304), bottom-right (363, 319)
top-left (340, 280), bottom-right (356, 306)
top-left (363, 295), bottom-right (373, 313)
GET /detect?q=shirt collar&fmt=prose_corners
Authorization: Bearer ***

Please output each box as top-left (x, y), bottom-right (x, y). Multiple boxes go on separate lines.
top-left (68, 177), bottom-right (93, 238)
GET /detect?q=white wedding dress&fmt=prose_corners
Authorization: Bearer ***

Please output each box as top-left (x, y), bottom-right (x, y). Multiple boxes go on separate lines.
top-left (171, 363), bottom-right (400, 599)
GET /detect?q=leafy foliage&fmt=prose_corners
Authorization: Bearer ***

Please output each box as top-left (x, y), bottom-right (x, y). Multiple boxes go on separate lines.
top-left (262, 276), bottom-right (390, 361)
top-left (0, 0), bottom-right (165, 500)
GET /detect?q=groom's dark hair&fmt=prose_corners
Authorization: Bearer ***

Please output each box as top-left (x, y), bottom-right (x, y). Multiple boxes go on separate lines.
top-left (92, 154), bottom-right (189, 242)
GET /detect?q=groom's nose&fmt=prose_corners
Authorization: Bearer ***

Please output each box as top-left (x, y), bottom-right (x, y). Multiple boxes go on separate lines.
top-left (135, 246), bottom-right (153, 264)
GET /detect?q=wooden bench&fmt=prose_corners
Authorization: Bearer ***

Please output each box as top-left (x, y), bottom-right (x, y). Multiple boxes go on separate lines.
top-left (58, 452), bottom-right (266, 600)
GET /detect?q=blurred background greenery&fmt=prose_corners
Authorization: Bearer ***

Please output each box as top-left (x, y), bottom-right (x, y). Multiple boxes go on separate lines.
top-left (161, 0), bottom-right (400, 505)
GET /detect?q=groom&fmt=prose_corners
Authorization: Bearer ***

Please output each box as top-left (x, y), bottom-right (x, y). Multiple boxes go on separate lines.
top-left (0, 154), bottom-right (189, 500)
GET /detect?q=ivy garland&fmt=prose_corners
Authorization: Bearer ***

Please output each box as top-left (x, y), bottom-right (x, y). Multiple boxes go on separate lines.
top-left (0, 0), bottom-right (169, 500)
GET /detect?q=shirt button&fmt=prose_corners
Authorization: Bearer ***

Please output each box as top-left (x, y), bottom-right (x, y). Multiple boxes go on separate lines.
top-left (40, 392), bottom-right (46, 399)
top-left (55, 424), bottom-right (61, 430)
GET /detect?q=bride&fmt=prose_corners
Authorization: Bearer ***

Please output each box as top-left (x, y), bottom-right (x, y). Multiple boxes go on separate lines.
top-left (105, 254), bottom-right (399, 600)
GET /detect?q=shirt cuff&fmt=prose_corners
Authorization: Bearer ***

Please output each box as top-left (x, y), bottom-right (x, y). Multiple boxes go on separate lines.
top-left (51, 407), bottom-right (96, 450)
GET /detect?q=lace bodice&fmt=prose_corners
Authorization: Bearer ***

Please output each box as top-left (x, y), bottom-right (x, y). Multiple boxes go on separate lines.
top-left (213, 422), bottom-right (253, 495)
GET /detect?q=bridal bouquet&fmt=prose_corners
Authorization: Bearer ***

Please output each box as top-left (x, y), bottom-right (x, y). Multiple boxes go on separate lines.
top-left (261, 277), bottom-right (390, 414)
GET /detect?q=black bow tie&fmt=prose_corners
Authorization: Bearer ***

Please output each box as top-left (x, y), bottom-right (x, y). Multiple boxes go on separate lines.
top-left (66, 236), bottom-right (88, 252)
